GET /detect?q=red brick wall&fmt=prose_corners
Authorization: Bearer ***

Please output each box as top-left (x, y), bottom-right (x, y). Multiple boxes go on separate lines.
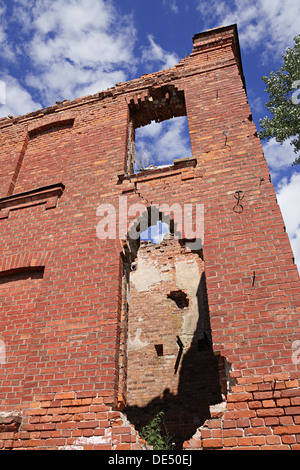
top-left (0, 24), bottom-right (299, 450)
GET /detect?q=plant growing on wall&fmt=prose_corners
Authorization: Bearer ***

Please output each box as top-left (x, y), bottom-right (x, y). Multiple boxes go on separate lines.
top-left (139, 411), bottom-right (173, 450)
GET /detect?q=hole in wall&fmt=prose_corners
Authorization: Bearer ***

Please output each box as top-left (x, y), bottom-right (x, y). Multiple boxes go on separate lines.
top-left (155, 344), bottom-right (164, 357)
top-left (120, 208), bottom-right (223, 449)
top-left (125, 205), bottom-right (181, 261)
top-left (167, 290), bottom-right (189, 309)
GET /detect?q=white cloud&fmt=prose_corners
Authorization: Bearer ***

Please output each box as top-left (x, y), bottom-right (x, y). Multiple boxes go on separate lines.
top-left (0, 74), bottom-right (41, 118)
top-left (3, 0), bottom-right (137, 106)
top-left (29, 1), bottom-right (134, 67)
top-left (76, 70), bottom-right (127, 98)
top-left (25, 61), bottom-right (127, 104)
top-left (141, 221), bottom-right (170, 243)
top-left (252, 135), bottom-right (300, 272)
top-left (163, 0), bottom-right (179, 14)
top-left (0, 4), bottom-right (17, 62)
top-left (156, 117), bottom-right (192, 161)
top-left (262, 137), bottom-right (297, 174)
top-left (32, 0), bottom-right (113, 35)
top-left (276, 173), bottom-right (300, 273)
top-left (135, 116), bottom-right (192, 169)
top-left (136, 121), bottom-right (162, 139)
top-left (141, 35), bottom-right (180, 71)
top-left (247, 90), bottom-right (264, 115)
top-left (196, 0), bottom-right (300, 56)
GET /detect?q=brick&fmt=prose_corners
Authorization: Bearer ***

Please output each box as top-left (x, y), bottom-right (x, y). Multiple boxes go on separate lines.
top-left (285, 407), bottom-right (300, 415)
top-left (262, 400), bottom-right (276, 408)
top-left (257, 408), bottom-right (285, 418)
top-left (253, 391), bottom-right (273, 400)
top-left (223, 420), bottom-right (236, 429)
top-left (115, 444), bottom-right (131, 450)
top-left (245, 427), bottom-right (272, 436)
top-left (227, 410), bottom-right (256, 419)
top-left (207, 419), bottom-right (222, 429)
top-left (77, 421), bottom-right (99, 429)
top-left (261, 445), bottom-right (291, 450)
top-left (251, 418), bottom-right (264, 427)
top-left (202, 439), bottom-right (223, 449)
top-left (251, 436), bottom-right (265, 446)
top-left (281, 388), bottom-right (300, 398)
top-left (266, 435), bottom-right (281, 445)
top-left (56, 422), bottom-right (77, 430)
top-left (212, 429), bottom-right (223, 439)
top-left (273, 425), bottom-right (300, 435)
top-left (227, 393), bottom-right (252, 403)
top-left (264, 417), bottom-right (279, 426)
top-left (30, 402), bottom-right (41, 409)
top-left (236, 419), bottom-right (250, 428)
top-left (237, 437), bottom-right (252, 447)
top-left (279, 416), bottom-right (294, 426)
top-left (24, 439), bottom-right (44, 448)
top-left (276, 398), bottom-right (290, 407)
top-left (282, 435), bottom-right (296, 445)
top-left (285, 380), bottom-right (298, 388)
top-left (223, 438), bottom-right (237, 447)
top-left (223, 429), bottom-right (243, 438)
top-left (200, 429), bottom-right (212, 439)
top-left (249, 401), bottom-right (263, 409)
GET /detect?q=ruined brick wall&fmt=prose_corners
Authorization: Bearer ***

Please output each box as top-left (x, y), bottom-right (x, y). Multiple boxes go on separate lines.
top-left (125, 237), bottom-right (222, 448)
top-left (0, 24), bottom-right (299, 450)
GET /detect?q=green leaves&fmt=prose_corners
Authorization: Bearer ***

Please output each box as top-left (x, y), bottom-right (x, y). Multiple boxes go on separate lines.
top-left (139, 411), bottom-right (173, 450)
top-left (258, 34), bottom-right (300, 165)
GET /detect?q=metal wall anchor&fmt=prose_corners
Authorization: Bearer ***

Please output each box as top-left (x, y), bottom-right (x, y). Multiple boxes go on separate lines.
top-left (233, 190), bottom-right (244, 213)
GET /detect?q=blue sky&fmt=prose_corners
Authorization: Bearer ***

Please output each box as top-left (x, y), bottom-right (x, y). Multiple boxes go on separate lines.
top-left (0, 0), bottom-right (299, 271)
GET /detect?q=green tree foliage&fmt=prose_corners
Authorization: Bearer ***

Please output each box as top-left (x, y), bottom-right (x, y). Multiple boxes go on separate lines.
top-left (259, 34), bottom-right (300, 165)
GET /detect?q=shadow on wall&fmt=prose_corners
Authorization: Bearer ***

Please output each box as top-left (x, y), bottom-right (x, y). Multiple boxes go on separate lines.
top-left (124, 272), bottom-right (223, 449)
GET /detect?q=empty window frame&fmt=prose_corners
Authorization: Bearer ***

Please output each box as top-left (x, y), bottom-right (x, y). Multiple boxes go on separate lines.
top-left (127, 85), bottom-right (192, 174)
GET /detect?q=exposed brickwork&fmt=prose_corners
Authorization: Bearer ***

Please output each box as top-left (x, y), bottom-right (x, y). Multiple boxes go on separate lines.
top-left (184, 376), bottom-right (300, 450)
top-left (0, 24), bottom-right (299, 450)
top-left (0, 392), bottom-right (151, 450)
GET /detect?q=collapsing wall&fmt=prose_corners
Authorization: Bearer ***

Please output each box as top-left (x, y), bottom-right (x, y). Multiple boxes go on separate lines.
top-left (0, 24), bottom-right (299, 450)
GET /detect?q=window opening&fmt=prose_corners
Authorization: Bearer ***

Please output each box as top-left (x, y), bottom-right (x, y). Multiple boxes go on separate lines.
top-left (134, 116), bottom-right (191, 172)
top-left (155, 344), bottom-right (164, 357)
top-left (140, 220), bottom-right (170, 244)
top-left (127, 85), bottom-right (192, 174)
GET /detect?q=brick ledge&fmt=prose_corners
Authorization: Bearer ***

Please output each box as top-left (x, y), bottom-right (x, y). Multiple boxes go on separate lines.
top-left (0, 183), bottom-right (65, 219)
